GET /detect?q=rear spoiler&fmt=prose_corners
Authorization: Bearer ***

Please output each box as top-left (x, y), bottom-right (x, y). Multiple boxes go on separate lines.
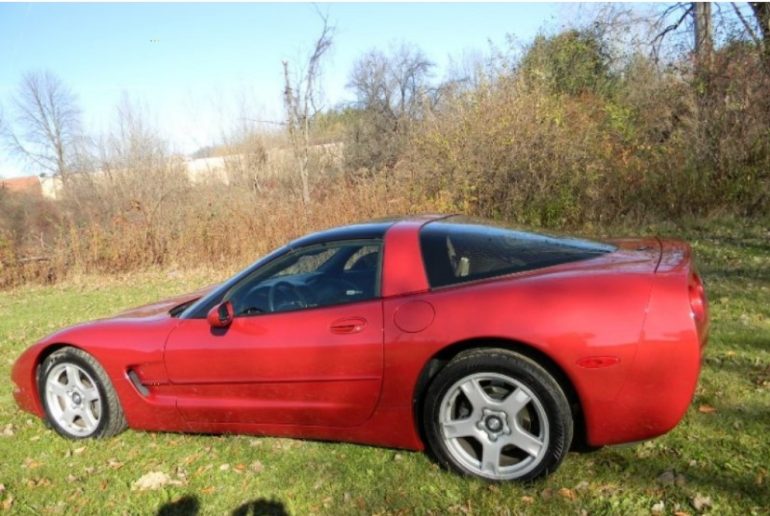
top-left (655, 238), bottom-right (692, 274)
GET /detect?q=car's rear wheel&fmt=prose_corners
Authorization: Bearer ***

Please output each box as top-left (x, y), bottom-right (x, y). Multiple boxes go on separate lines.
top-left (39, 347), bottom-right (127, 439)
top-left (423, 348), bottom-right (573, 481)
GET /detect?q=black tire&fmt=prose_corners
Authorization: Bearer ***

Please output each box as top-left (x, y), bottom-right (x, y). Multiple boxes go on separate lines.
top-left (422, 348), bottom-right (573, 481)
top-left (38, 347), bottom-right (127, 439)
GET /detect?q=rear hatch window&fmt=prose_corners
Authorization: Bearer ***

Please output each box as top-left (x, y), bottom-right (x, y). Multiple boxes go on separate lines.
top-left (420, 216), bottom-right (615, 288)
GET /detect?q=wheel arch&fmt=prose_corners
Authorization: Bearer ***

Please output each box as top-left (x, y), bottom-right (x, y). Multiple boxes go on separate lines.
top-left (33, 343), bottom-right (90, 403)
top-left (411, 337), bottom-right (592, 452)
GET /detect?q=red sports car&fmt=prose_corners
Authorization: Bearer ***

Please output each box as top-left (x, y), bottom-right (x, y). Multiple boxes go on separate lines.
top-left (11, 215), bottom-right (708, 481)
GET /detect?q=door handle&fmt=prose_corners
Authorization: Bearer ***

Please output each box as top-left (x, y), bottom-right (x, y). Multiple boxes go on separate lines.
top-left (330, 317), bottom-right (367, 335)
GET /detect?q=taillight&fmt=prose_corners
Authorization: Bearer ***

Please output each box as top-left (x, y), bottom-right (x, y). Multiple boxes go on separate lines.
top-left (689, 272), bottom-right (706, 321)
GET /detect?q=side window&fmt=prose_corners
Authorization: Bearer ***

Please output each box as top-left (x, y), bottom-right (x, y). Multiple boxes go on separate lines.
top-left (420, 220), bottom-right (614, 288)
top-left (276, 248), bottom-right (336, 277)
top-left (344, 245), bottom-right (380, 271)
top-left (226, 241), bottom-right (382, 316)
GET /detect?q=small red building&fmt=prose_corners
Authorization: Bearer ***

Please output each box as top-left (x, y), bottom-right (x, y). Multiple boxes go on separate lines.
top-left (0, 176), bottom-right (43, 197)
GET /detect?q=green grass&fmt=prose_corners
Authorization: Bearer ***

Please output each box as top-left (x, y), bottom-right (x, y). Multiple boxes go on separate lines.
top-left (0, 222), bottom-right (768, 515)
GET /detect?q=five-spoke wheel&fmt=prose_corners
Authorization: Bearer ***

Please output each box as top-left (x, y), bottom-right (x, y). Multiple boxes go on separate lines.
top-left (424, 348), bottom-right (573, 481)
top-left (39, 347), bottom-right (127, 439)
top-left (44, 362), bottom-right (103, 437)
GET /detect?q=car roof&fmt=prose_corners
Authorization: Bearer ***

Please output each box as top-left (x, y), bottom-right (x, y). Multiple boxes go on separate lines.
top-left (288, 219), bottom-right (397, 248)
top-left (287, 215), bottom-right (449, 249)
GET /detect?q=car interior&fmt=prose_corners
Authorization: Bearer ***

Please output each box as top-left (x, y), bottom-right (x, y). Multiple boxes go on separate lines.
top-left (227, 243), bottom-right (381, 316)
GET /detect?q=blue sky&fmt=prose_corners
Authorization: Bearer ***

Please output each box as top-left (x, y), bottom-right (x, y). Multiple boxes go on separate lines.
top-left (0, 3), bottom-right (574, 177)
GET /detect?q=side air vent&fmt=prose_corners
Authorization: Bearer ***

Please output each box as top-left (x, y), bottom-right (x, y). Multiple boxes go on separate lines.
top-left (127, 370), bottom-right (150, 397)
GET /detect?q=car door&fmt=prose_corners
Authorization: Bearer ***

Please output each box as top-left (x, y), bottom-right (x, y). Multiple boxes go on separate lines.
top-left (163, 241), bottom-right (384, 427)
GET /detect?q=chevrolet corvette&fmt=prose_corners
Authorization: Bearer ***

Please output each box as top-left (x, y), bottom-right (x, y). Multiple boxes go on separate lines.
top-left (11, 215), bottom-right (708, 481)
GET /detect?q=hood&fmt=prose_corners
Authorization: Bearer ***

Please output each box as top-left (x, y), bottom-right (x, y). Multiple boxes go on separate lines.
top-left (114, 284), bottom-right (217, 319)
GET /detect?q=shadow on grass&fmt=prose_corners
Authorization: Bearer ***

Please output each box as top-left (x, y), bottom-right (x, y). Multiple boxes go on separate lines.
top-left (698, 235), bottom-right (770, 256)
top-left (156, 496), bottom-right (288, 516)
top-left (157, 496), bottom-right (199, 516)
top-left (586, 446), bottom-right (769, 506)
top-left (704, 353), bottom-right (770, 381)
top-left (232, 498), bottom-right (288, 516)
top-left (705, 268), bottom-right (770, 283)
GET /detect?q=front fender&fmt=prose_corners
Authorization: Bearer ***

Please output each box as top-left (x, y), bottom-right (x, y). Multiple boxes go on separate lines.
top-left (11, 315), bottom-right (184, 432)
top-left (11, 342), bottom-right (49, 417)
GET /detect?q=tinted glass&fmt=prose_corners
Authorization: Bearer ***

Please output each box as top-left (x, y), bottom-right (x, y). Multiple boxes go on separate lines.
top-left (225, 241), bottom-right (381, 316)
top-left (420, 217), bottom-right (614, 288)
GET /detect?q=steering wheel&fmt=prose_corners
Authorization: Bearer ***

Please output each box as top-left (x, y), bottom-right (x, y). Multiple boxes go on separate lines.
top-left (267, 281), bottom-right (309, 312)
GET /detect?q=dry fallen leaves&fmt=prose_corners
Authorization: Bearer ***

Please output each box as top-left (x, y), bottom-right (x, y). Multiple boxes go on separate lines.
top-left (597, 483), bottom-right (621, 495)
top-left (698, 404), bottom-right (717, 414)
top-left (65, 446), bottom-right (86, 458)
top-left (22, 458), bottom-right (42, 470)
top-left (131, 471), bottom-right (184, 491)
top-left (25, 477), bottom-right (51, 489)
top-left (691, 493), bottom-right (713, 512)
top-left (558, 488), bottom-right (577, 501)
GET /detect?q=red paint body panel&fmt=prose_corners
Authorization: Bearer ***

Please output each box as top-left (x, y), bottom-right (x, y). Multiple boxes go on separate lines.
top-left (11, 217), bottom-right (707, 453)
top-left (163, 300), bottom-right (383, 427)
top-left (380, 218), bottom-right (437, 297)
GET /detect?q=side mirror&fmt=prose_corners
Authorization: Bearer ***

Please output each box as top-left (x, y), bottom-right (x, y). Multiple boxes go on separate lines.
top-left (207, 301), bottom-right (234, 328)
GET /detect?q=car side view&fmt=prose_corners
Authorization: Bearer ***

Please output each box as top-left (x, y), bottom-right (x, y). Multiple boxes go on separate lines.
top-left (11, 215), bottom-right (709, 481)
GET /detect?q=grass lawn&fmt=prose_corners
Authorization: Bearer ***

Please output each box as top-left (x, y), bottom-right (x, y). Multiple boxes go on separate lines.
top-left (0, 221), bottom-right (768, 515)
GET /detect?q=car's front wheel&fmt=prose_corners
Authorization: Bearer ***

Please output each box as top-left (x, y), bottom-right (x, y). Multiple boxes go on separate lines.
top-left (423, 348), bottom-right (573, 481)
top-left (39, 347), bottom-right (127, 439)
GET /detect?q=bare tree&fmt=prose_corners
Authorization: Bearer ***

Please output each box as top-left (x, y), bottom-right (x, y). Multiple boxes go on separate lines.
top-left (749, 2), bottom-right (770, 64)
top-left (3, 71), bottom-right (83, 184)
top-left (694, 3), bottom-right (714, 68)
top-left (346, 44), bottom-right (434, 172)
top-left (652, 3), bottom-right (769, 63)
top-left (98, 94), bottom-right (186, 213)
top-left (282, 13), bottom-right (334, 205)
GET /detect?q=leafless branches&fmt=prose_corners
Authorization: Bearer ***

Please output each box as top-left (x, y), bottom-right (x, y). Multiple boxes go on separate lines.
top-left (733, 2), bottom-right (762, 46)
top-left (282, 11), bottom-right (334, 205)
top-left (345, 44), bottom-right (434, 172)
top-left (3, 71), bottom-right (84, 183)
top-left (651, 3), bottom-right (694, 62)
